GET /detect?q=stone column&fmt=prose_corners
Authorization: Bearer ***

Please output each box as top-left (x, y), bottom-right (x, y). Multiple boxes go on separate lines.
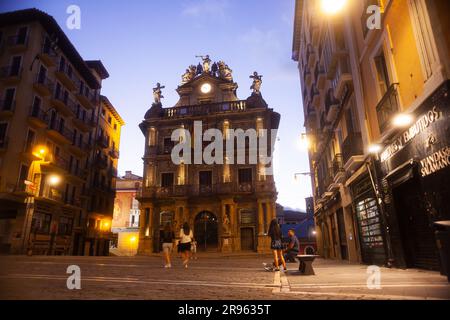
top-left (257, 199), bottom-right (270, 253)
top-left (138, 203), bottom-right (153, 256)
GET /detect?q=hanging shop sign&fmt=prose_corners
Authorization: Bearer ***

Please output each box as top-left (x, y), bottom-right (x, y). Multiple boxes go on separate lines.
top-left (380, 106), bottom-right (442, 162)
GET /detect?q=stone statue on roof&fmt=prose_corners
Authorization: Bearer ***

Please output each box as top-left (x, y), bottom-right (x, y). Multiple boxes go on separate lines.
top-left (152, 82), bottom-right (165, 104)
top-left (218, 61), bottom-right (233, 81)
top-left (196, 55), bottom-right (211, 73)
top-left (250, 71), bottom-right (263, 94)
top-left (181, 65), bottom-right (197, 84)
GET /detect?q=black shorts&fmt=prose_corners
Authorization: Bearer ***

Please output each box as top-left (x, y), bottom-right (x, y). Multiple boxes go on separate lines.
top-left (179, 242), bottom-right (191, 252)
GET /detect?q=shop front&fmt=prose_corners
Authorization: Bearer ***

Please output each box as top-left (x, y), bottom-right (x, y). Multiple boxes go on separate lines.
top-left (379, 80), bottom-right (450, 272)
top-left (350, 173), bottom-right (387, 266)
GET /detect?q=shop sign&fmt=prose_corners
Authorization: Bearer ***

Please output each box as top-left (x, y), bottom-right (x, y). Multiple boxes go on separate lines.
top-left (380, 107), bottom-right (441, 162)
top-left (420, 146), bottom-right (450, 177)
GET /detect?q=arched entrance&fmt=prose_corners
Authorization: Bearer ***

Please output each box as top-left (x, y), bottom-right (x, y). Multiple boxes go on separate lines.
top-left (194, 211), bottom-right (218, 251)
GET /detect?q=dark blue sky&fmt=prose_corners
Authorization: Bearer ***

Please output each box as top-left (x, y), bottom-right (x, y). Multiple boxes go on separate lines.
top-left (1, 0), bottom-right (312, 210)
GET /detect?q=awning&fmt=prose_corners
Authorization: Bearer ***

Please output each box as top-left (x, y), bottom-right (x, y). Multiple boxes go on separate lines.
top-left (385, 159), bottom-right (418, 187)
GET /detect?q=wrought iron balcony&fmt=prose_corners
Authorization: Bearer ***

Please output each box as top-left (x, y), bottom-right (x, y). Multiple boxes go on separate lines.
top-left (376, 83), bottom-right (400, 134)
top-left (342, 132), bottom-right (364, 166)
top-left (34, 73), bottom-right (55, 96)
top-left (40, 43), bottom-right (58, 67)
top-left (56, 62), bottom-right (78, 90)
top-left (28, 105), bottom-right (47, 126)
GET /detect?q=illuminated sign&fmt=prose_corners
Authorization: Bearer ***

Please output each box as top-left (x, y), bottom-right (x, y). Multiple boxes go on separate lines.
top-left (420, 146), bottom-right (450, 177)
top-left (381, 107), bottom-right (441, 162)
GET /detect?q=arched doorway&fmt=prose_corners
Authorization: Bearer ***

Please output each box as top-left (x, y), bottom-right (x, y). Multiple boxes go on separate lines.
top-left (194, 211), bottom-right (218, 251)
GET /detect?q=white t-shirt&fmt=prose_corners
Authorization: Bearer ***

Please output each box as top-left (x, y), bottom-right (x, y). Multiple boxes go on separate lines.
top-left (179, 229), bottom-right (193, 244)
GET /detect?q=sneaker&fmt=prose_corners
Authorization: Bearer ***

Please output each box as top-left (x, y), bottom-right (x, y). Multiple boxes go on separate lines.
top-left (167, 264), bottom-right (172, 268)
top-left (263, 264), bottom-right (273, 272)
top-left (164, 264), bottom-right (168, 268)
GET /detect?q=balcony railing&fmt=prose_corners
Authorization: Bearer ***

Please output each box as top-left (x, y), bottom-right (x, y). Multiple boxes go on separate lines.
top-left (325, 89), bottom-right (340, 116)
top-left (47, 120), bottom-right (74, 142)
top-left (164, 100), bottom-right (247, 118)
top-left (139, 181), bottom-right (265, 199)
top-left (332, 154), bottom-right (344, 176)
top-left (29, 105), bottom-right (47, 122)
top-left (376, 83), bottom-right (400, 133)
top-left (34, 73), bottom-right (55, 95)
top-left (342, 132), bottom-right (364, 165)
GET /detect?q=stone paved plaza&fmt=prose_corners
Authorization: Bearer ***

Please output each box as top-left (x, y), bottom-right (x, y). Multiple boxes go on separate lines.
top-left (0, 254), bottom-right (448, 300)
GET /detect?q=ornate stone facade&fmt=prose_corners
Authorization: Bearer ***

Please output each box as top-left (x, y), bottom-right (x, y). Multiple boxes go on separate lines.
top-left (137, 58), bottom-right (280, 253)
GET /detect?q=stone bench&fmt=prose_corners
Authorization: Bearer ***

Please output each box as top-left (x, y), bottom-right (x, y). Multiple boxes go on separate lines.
top-left (296, 255), bottom-right (320, 275)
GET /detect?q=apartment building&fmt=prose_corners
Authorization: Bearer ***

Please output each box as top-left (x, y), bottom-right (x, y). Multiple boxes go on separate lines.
top-left (0, 9), bottom-right (123, 256)
top-left (292, 0), bottom-right (450, 274)
top-left (137, 58), bottom-right (280, 254)
top-left (113, 171), bottom-right (142, 230)
top-left (84, 95), bottom-right (124, 256)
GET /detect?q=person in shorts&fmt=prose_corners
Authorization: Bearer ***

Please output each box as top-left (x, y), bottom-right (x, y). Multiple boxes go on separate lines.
top-left (161, 223), bottom-right (175, 268)
top-left (263, 219), bottom-right (286, 272)
top-left (179, 222), bottom-right (194, 268)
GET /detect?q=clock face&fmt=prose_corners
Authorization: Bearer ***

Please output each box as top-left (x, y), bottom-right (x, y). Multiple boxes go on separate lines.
top-left (201, 83), bottom-right (212, 94)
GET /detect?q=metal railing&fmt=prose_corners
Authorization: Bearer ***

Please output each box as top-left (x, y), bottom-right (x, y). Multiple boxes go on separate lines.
top-left (342, 133), bottom-right (364, 165)
top-left (35, 73), bottom-right (55, 92)
top-left (376, 83), bottom-right (400, 133)
top-left (29, 105), bottom-right (47, 122)
top-left (164, 100), bottom-right (247, 118)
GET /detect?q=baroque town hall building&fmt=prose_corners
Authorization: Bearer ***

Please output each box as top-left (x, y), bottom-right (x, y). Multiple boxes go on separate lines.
top-left (137, 58), bottom-right (280, 253)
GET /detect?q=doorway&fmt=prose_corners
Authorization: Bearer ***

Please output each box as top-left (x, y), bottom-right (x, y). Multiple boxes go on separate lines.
top-left (194, 211), bottom-right (218, 251)
top-left (240, 227), bottom-right (255, 251)
top-left (337, 208), bottom-right (349, 260)
top-left (393, 178), bottom-right (440, 271)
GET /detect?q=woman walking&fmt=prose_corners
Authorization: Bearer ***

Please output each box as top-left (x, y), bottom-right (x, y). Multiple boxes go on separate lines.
top-left (179, 222), bottom-right (194, 268)
top-left (161, 223), bottom-right (175, 268)
top-left (264, 219), bottom-right (287, 272)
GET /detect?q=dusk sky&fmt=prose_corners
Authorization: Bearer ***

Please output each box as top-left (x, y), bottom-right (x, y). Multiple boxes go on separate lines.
top-left (1, 0), bottom-right (312, 211)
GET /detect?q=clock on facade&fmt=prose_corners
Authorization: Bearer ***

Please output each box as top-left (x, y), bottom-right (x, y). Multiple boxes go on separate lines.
top-left (201, 83), bottom-right (212, 94)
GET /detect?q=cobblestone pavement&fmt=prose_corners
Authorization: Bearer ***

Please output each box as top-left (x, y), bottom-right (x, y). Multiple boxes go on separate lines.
top-left (0, 255), bottom-right (448, 300)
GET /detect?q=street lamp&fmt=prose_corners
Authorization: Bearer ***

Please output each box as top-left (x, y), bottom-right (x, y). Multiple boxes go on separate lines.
top-left (298, 133), bottom-right (311, 150)
top-left (48, 174), bottom-right (61, 186)
top-left (392, 113), bottom-right (414, 127)
top-left (321, 0), bottom-right (347, 15)
top-left (368, 144), bottom-right (383, 155)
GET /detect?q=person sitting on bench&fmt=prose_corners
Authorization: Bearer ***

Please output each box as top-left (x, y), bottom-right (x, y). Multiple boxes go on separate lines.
top-left (284, 229), bottom-right (300, 263)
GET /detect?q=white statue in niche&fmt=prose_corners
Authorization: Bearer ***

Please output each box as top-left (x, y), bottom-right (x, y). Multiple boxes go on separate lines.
top-left (222, 212), bottom-right (231, 235)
